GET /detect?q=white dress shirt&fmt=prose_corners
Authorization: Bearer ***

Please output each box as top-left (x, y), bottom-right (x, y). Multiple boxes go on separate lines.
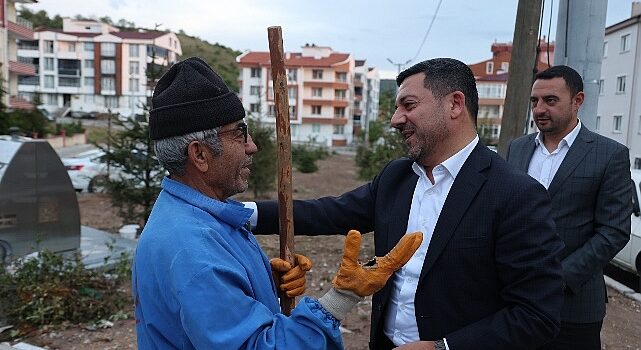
top-left (383, 136), bottom-right (479, 347)
top-left (527, 121), bottom-right (581, 188)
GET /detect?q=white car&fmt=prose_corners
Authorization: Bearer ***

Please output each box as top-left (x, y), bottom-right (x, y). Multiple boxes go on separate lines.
top-left (611, 169), bottom-right (641, 290)
top-left (61, 149), bottom-right (112, 193)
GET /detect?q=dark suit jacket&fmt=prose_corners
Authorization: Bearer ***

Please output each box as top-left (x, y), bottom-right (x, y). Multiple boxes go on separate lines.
top-left (506, 126), bottom-right (631, 323)
top-left (256, 143), bottom-right (565, 350)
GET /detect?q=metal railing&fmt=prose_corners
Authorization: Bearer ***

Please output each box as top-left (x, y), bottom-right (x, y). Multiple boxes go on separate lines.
top-left (16, 17), bottom-right (33, 30)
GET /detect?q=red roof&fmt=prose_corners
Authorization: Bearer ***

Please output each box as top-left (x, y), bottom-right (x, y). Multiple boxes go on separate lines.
top-left (239, 51), bottom-right (351, 67)
top-left (34, 28), bottom-right (166, 39)
top-left (35, 28), bottom-right (100, 37)
top-left (112, 31), bottom-right (166, 39)
top-left (477, 72), bottom-right (509, 82)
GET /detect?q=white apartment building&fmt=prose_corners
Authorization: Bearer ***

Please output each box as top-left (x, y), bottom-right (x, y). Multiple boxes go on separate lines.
top-left (17, 18), bottom-right (181, 117)
top-left (238, 44), bottom-right (368, 147)
top-left (597, 2), bottom-right (641, 169)
top-left (354, 60), bottom-right (380, 138)
top-left (0, 0), bottom-right (37, 110)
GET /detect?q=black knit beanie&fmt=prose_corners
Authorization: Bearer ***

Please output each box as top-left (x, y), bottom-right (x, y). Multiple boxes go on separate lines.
top-left (149, 57), bottom-right (245, 140)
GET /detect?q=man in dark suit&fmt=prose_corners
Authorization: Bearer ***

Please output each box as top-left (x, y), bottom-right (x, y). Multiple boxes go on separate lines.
top-left (506, 65), bottom-right (631, 350)
top-left (252, 58), bottom-right (564, 349)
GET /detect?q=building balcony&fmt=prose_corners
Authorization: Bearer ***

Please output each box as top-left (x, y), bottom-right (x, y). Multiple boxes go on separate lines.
top-left (58, 69), bottom-right (81, 77)
top-left (354, 94), bottom-right (363, 101)
top-left (9, 96), bottom-right (35, 110)
top-left (353, 79), bottom-right (364, 87)
top-left (9, 60), bottom-right (36, 76)
top-left (353, 108), bottom-right (362, 115)
top-left (7, 17), bottom-right (34, 40)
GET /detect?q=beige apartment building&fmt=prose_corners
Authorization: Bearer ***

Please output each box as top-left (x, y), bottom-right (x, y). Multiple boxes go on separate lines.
top-left (237, 44), bottom-right (379, 147)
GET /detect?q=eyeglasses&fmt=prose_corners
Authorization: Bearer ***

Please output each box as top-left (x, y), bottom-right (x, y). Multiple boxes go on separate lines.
top-left (218, 122), bottom-right (248, 143)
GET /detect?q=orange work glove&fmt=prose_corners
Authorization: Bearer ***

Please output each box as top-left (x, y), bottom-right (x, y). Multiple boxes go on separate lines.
top-left (270, 254), bottom-right (313, 298)
top-left (332, 230), bottom-right (423, 297)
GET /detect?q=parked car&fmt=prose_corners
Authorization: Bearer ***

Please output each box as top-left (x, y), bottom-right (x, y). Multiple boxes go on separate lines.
top-left (61, 149), bottom-right (112, 193)
top-left (611, 169), bottom-right (641, 290)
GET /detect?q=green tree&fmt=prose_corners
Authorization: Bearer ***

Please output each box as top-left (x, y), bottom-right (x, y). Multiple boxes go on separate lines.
top-left (96, 115), bottom-right (163, 228)
top-left (355, 90), bottom-right (406, 180)
top-left (17, 8), bottom-right (62, 28)
top-left (246, 117), bottom-right (277, 198)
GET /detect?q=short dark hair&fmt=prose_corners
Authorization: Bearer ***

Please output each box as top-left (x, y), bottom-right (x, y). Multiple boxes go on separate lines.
top-left (535, 65), bottom-right (584, 97)
top-left (397, 58), bottom-right (479, 123)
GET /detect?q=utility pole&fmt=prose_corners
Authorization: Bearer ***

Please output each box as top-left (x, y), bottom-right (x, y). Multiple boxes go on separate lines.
top-left (554, 0), bottom-right (608, 131)
top-left (497, 0), bottom-right (543, 158)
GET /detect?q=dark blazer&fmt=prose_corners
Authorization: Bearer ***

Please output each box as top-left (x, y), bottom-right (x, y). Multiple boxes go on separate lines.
top-left (506, 126), bottom-right (631, 323)
top-left (256, 143), bottom-right (565, 350)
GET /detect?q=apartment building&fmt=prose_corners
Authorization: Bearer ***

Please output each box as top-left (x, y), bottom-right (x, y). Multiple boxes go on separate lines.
top-left (597, 2), bottom-right (641, 169)
top-left (17, 18), bottom-right (181, 117)
top-left (237, 44), bottom-right (364, 147)
top-left (468, 40), bottom-right (554, 145)
top-left (0, 0), bottom-right (37, 110)
top-left (353, 59), bottom-right (380, 137)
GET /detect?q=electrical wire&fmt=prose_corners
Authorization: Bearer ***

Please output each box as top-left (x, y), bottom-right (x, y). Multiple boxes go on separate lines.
top-left (409, 0), bottom-right (444, 64)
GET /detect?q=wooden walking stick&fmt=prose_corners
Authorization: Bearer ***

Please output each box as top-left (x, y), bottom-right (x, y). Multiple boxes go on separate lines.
top-left (267, 26), bottom-right (296, 315)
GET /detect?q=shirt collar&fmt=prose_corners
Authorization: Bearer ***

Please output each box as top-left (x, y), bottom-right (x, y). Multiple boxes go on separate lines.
top-left (535, 119), bottom-right (582, 148)
top-left (412, 135), bottom-right (479, 180)
top-left (160, 177), bottom-right (252, 230)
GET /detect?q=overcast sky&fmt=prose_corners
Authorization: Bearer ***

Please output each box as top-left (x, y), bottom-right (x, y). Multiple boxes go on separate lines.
top-left (25, 0), bottom-right (635, 72)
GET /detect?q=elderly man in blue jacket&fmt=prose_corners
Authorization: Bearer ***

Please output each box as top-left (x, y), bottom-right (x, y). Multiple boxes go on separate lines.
top-left (132, 57), bottom-right (422, 350)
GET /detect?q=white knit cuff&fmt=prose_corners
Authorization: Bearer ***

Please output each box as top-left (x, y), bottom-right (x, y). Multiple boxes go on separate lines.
top-left (318, 288), bottom-right (364, 321)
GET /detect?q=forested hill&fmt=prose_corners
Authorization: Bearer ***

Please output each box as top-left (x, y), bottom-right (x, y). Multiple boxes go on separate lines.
top-left (19, 8), bottom-right (241, 91)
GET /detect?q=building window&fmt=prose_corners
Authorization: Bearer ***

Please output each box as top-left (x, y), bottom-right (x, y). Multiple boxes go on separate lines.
top-left (335, 89), bottom-right (346, 100)
top-left (334, 107), bottom-right (346, 117)
top-left (130, 78), bottom-right (139, 92)
top-left (312, 105), bottom-right (322, 115)
top-left (84, 42), bottom-right (94, 52)
top-left (312, 69), bottom-right (323, 79)
top-left (267, 104), bottom-right (275, 117)
top-left (336, 72), bottom-right (347, 82)
top-left (105, 96), bottom-right (119, 108)
top-left (45, 93), bottom-right (57, 105)
top-left (603, 41), bottom-right (608, 57)
top-left (312, 87), bottom-right (322, 97)
top-left (84, 59), bottom-right (94, 69)
top-left (44, 40), bottom-right (54, 54)
top-left (250, 67), bottom-right (261, 78)
top-left (129, 44), bottom-right (139, 57)
top-left (58, 77), bottom-right (80, 87)
top-left (288, 86), bottom-right (297, 99)
top-left (634, 158), bottom-right (641, 170)
top-left (621, 34), bottom-right (631, 52)
top-left (250, 86), bottom-right (261, 96)
top-left (129, 61), bottom-right (139, 75)
top-left (638, 115), bottom-right (641, 134)
top-left (44, 57), bottom-right (54, 71)
top-left (101, 60), bottom-right (116, 74)
top-left (101, 43), bottom-right (116, 57)
top-left (613, 115), bottom-right (622, 133)
top-left (287, 69), bottom-right (297, 82)
top-left (312, 124), bottom-right (320, 133)
top-left (289, 105), bottom-right (297, 118)
top-left (598, 79), bottom-right (604, 95)
top-left (44, 75), bottom-right (55, 88)
top-left (101, 77), bottom-right (115, 91)
top-left (333, 125), bottom-right (344, 135)
top-left (250, 103), bottom-right (260, 113)
top-left (67, 42), bottom-right (76, 52)
top-left (616, 76), bottom-right (626, 94)
top-left (84, 77), bottom-right (94, 87)
top-left (501, 62), bottom-right (509, 72)
top-left (486, 62), bottom-right (494, 74)
top-left (595, 115), bottom-right (600, 131)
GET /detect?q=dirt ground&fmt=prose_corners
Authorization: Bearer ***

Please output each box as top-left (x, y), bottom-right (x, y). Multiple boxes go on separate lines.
top-left (10, 154), bottom-right (641, 349)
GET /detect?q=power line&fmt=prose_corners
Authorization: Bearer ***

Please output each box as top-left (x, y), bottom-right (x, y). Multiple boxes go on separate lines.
top-left (410, 0), bottom-right (444, 63)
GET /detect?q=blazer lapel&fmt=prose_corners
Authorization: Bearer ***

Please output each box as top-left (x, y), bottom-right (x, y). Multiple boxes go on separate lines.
top-left (517, 134), bottom-right (537, 172)
top-left (386, 171), bottom-right (419, 252)
top-left (547, 126), bottom-right (595, 196)
top-left (419, 144), bottom-right (489, 282)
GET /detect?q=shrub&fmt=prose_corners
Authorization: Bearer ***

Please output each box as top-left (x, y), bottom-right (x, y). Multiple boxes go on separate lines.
top-left (292, 142), bottom-right (329, 173)
top-left (0, 249), bottom-right (131, 339)
top-left (55, 121), bottom-right (85, 136)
